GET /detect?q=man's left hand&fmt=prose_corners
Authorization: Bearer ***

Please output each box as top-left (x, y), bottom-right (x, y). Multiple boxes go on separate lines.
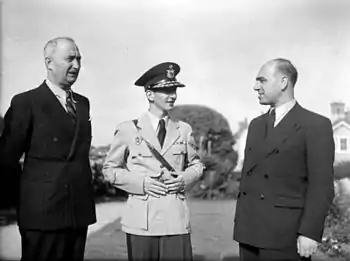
top-left (297, 235), bottom-right (318, 258)
top-left (164, 172), bottom-right (185, 194)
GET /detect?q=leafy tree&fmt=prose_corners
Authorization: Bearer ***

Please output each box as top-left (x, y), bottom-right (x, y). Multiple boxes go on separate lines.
top-left (170, 104), bottom-right (239, 199)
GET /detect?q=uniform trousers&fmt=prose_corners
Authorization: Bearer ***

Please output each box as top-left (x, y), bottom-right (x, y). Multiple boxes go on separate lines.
top-left (126, 233), bottom-right (193, 261)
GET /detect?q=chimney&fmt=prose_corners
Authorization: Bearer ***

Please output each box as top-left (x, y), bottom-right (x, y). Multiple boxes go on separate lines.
top-left (330, 102), bottom-right (345, 123)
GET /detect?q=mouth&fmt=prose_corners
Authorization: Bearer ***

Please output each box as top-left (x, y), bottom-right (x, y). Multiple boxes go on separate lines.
top-left (68, 71), bottom-right (78, 77)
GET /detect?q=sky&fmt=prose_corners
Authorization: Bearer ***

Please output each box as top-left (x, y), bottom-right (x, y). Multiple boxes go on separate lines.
top-left (1, 0), bottom-right (350, 146)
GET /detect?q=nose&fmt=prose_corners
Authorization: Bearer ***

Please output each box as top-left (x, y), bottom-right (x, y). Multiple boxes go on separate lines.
top-left (253, 82), bottom-right (260, 91)
top-left (72, 58), bottom-right (80, 69)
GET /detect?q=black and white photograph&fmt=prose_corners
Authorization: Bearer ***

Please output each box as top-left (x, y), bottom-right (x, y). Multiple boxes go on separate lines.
top-left (0, 0), bottom-right (350, 260)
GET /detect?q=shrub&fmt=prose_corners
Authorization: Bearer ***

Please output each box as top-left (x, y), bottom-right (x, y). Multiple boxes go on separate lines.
top-left (319, 189), bottom-right (350, 259)
top-left (319, 162), bottom-right (350, 259)
top-left (334, 161), bottom-right (350, 180)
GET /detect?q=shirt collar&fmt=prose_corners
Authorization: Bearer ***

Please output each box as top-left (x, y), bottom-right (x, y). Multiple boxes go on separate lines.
top-left (45, 79), bottom-right (68, 99)
top-left (147, 110), bottom-right (169, 132)
top-left (272, 99), bottom-right (296, 120)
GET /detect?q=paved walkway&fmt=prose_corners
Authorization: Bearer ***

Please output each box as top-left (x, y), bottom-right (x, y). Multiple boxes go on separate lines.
top-left (0, 200), bottom-right (335, 260)
top-left (0, 202), bottom-right (126, 260)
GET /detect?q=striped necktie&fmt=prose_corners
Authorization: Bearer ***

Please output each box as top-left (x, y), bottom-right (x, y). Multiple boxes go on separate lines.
top-left (65, 90), bottom-right (76, 123)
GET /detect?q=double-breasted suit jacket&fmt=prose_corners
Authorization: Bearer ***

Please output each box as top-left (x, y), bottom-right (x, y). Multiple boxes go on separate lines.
top-left (0, 82), bottom-right (96, 230)
top-left (234, 103), bottom-right (334, 249)
top-left (103, 113), bottom-right (204, 236)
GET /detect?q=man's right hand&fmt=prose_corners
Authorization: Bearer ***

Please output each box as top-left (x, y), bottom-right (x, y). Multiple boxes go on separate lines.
top-left (143, 176), bottom-right (168, 197)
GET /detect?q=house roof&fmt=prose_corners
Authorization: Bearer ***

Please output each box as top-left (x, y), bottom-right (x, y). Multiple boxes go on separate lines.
top-left (333, 120), bottom-right (350, 131)
top-left (332, 112), bottom-right (350, 126)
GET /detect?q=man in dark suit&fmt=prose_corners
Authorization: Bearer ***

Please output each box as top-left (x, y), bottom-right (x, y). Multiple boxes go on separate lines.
top-left (233, 58), bottom-right (335, 261)
top-left (0, 37), bottom-right (96, 260)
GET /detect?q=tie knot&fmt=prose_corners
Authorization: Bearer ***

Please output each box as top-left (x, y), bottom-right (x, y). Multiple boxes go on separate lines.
top-left (65, 90), bottom-right (74, 102)
top-left (269, 108), bottom-right (276, 120)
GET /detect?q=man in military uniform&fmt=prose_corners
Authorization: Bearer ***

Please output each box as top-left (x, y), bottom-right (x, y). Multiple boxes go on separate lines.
top-left (103, 62), bottom-right (204, 261)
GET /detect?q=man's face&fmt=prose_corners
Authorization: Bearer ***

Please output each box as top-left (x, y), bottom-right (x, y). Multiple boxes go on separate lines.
top-left (48, 40), bottom-right (81, 88)
top-left (253, 62), bottom-right (283, 106)
top-left (148, 87), bottom-right (177, 111)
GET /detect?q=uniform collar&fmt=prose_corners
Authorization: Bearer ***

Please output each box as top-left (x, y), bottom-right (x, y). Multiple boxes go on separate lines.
top-left (147, 110), bottom-right (169, 132)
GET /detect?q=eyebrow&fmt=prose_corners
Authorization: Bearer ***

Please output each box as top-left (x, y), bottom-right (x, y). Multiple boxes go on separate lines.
top-left (256, 76), bottom-right (267, 82)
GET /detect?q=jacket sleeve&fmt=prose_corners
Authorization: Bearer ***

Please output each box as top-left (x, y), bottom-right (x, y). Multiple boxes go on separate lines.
top-left (298, 117), bottom-right (335, 242)
top-left (0, 94), bottom-right (32, 169)
top-left (182, 125), bottom-right (205, 190)
top-left (102, 123), bottom-right (145, 195)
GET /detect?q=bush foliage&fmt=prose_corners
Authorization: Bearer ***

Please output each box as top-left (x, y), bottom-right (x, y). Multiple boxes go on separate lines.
top-left (319, 162), bottom-right (350, 259)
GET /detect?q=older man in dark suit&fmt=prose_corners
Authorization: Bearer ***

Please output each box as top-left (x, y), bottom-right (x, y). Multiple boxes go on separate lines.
top-left (0, 37), bottom-right (96, 260)
top-left (233, 58), bottom-right (334, 261)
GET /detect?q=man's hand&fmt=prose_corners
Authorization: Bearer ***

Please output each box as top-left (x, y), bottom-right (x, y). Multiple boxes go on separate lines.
top-left (297, 235), bottom-right (318, 258)
top-left (143, 176), bottom-right (168, 198)
top-left (164, 172), bottom-right (185, 194)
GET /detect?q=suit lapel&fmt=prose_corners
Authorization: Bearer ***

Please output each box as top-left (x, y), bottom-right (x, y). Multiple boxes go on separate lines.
top-left (137, 113), bottom-right (162, 151)
top-left (243, 116), bottom-right (268, 173)
top-left (245, 103), bottom-right (302, 173)
top-left (161, 118), bottom-right (180, 155)
top-left (39, 83), bottom-right (76, 133)
top-left (262, 104), bottom-right (302, 156)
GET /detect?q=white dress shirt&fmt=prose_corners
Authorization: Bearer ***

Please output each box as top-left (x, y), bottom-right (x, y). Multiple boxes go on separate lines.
top-left (147, 111), bottom-right (169, 134)
top-left (272, 99), bottom-right (296, 127)
top-left (45, 79), bottom-right (69, 112)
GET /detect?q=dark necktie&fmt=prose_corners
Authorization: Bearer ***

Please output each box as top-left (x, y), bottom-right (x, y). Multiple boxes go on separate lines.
top-left (66, 90), bottom-right (76, 122)
top-left (157, 119), bottom-right (166, 147)
top-left (267, 108), bottom-right (276, 136)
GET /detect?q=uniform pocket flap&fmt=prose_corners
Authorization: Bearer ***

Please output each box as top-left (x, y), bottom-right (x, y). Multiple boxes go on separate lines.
top-left (130, 194), bottom-right (149, 200)
top-left (273, 196), bottom-right (304, 208)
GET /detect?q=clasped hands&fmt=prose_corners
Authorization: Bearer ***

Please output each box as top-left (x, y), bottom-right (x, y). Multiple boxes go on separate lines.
top-left (143, 168), bottom-right (185, 198)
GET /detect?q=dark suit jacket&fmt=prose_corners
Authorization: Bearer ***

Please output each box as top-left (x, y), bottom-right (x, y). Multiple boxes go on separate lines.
top-left (233, 103), bottom-right (334, 249)
top-left (0, 82), bottom-right (96, 230)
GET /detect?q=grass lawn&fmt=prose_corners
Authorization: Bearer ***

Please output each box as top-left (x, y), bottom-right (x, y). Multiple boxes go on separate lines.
top-left (85, 199), bottom-right (342, 261)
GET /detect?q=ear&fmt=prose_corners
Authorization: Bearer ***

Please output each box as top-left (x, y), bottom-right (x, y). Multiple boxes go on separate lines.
top-left (45, 57), bottom-right (52, 70)
top-left (145, 89), bottom-right (154, 102)
top-left (281, 76), bottom-right (288, 91)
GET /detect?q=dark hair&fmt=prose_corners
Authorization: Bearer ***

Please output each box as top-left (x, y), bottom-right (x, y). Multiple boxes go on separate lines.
top-left (272, 58), bottom-right (298, 86)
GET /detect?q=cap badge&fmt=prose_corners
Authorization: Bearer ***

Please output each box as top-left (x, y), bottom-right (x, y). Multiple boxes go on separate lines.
top-left (135, 136), bottom-right (142, 145)
top-left (166, 65), bottom-right (175, 79)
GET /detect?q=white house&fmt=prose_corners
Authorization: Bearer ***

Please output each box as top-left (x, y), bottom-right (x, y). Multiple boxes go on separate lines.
top-left (330, 102), bottom-right (350, 164)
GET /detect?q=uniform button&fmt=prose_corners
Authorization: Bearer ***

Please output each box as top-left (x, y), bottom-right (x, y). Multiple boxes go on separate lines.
top-left (64, 184), bottom-right (68, 188)
top-left (53, 137), bottom-right (58, 142)
top-left (260, 194), bottom-right (265, 200)
top-left (247, 171), bottom-right (252, 176)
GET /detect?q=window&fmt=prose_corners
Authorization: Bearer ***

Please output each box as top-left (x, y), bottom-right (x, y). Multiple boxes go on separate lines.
top-left (340, 138), bottom-right (348, 152)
